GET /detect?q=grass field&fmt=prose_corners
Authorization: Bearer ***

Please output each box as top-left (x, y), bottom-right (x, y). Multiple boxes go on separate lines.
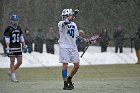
top-left (0, 64), bottom-right (140, 93)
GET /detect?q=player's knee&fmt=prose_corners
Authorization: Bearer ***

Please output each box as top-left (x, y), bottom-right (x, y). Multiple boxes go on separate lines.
top-left (16, 60), bottom-right (22, 66)
top-left (18, 61), bottom-right (22, 65)
top-left (10, 58), bottom-right (15, 63)
top-left (10, 62), bottom-right (15, 66)
top-left (74, 63), bottom-right (80, 69)
top-left (17, 57), bottom-right (22, 65)
top-left (62, 63), bottom-right (68, 69)
top-left (10, 60), bottom-right (15, 65)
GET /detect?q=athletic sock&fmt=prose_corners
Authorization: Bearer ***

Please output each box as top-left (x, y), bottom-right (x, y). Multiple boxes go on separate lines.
top-left (11, 73), bottom-right (16, 79)
top-left (64, 81), bottom-right (68, 85)
top-left (67, 76), bottom-right (72, 79)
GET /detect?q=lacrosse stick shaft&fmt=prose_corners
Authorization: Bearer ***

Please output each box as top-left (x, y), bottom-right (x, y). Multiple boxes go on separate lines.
top-left (80, 45), bottom-right (89, 58)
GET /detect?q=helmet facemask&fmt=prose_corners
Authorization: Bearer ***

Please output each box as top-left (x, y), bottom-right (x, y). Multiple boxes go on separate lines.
top-left (11, 20), bottom-right (19, 26)
top-left (10, 15), bottom-right (19, 26)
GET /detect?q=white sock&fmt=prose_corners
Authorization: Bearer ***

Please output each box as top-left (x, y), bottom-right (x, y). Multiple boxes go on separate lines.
top-left (11, 73), bottom-right (16, 79)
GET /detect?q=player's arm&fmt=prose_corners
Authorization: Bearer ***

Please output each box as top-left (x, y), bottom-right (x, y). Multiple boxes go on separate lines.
top-left (20, 34), bottom-right (28, 53)
top-left (18, 27), bottom-right (25, 45)
top-left (5, 37), bottom-right (10, 51)
top-left (4, 27), bottom-right (11, 54)
top-left (76, 36), bottom-right (84, 42)
top-left (75, 27), bottom-right (88, 43)
top-left (76, 36), bottom-right (90, 43)
top-left (5, 38), bottom-right (10, 54)
top-left (20, 30), bottom-right (28, 52)
top-left (58, 20), bottom-right (70, 32)
top-left (20, 34), bottom-right (26, 46)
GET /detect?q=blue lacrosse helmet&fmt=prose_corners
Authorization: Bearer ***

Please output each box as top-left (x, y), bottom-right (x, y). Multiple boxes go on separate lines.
top-left (10, 15), bottom-right (19, 21)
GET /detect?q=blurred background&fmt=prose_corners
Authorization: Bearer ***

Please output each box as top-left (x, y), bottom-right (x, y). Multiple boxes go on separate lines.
top-left (0, 0), bottom-right (140, 47)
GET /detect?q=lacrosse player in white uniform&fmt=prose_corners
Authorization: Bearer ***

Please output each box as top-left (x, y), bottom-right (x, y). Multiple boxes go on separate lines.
top-left (58, 8), bottom-right (84, 90)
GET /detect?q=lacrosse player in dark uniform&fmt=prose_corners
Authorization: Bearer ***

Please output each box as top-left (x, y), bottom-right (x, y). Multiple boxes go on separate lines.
top-left (4, 15), bottom-right (28, 82)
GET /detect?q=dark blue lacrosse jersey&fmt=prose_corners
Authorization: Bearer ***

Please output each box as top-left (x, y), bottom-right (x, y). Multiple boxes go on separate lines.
top-left (4, 25), bottom-right (23, 56)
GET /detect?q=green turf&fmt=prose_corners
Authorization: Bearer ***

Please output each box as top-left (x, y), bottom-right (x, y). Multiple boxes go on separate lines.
top-left (0, 64), bottom-right (140, 93)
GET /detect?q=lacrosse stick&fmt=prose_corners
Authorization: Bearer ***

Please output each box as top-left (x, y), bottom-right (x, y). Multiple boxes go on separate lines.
top-left (80, 34), bottom-right (100, 58)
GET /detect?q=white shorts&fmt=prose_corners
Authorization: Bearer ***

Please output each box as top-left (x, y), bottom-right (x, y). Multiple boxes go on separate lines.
top-left (59, 48), bottom-right (80, 63)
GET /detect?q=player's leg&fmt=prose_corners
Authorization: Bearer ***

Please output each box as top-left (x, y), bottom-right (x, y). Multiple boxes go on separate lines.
top-left (62, 63), bottom-right (73, 90)
top-left (11, 56), bottom-right (22, 82)
top-left (14, 52), bottom-right (22, 71)
top-left (67, 48), bottom-right (80, 89)
top-left (67, 62), bottom-right (80, 89)
top-left (9, 56), bottom-right (18, 82)
top-left (69, 62), bottom-right (80, 78)
top-left (10, 56), bottom-right (16, 73)
top-left (9, 52), bottom-right (22, 82)
top-left (14, 56), bottom-right (22, 71)
top-left (137, 49), bottom-right (140, 64)
top-left (60, 48), bottom-right (73, 90)
top-left (62, 63), bottom-right (68, 81)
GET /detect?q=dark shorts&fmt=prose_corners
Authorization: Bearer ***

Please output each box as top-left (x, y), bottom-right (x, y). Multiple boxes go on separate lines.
top-left (8, 52), bottom-right (22, 57)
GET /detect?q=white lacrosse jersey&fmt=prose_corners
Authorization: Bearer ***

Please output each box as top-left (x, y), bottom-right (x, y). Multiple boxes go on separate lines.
top-left (58, 21), bottom-right (79, 48)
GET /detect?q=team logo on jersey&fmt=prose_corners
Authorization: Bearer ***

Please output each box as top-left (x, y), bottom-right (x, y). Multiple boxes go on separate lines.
top-left (12, 30), bottom-right (20, 33)
top-left (68, 25), bottom-right (75, 29)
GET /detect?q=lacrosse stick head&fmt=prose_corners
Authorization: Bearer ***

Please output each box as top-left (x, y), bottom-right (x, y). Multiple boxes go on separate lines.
top-left (89, 34), bottom-right (100, 44)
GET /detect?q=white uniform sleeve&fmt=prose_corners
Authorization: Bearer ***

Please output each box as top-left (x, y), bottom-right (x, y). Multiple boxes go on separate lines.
top-left (75, 25), bottom-right (79, 37)
top-left (5, 37), bottom-right (10, 44)
top-left (58, 21), bottom-right (64, 32)
top-left (20, 35), bottom-right (25, 42)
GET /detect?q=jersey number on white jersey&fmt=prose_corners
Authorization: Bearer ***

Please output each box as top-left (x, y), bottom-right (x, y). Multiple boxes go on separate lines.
top-left (67, 25), bottom-right (75, 38)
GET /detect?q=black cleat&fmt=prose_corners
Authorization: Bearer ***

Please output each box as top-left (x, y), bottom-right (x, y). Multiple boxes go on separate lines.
top-left (63, 84), bottom-right (73, 90)
top-left (67, 78), bottom-right (74, 89)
